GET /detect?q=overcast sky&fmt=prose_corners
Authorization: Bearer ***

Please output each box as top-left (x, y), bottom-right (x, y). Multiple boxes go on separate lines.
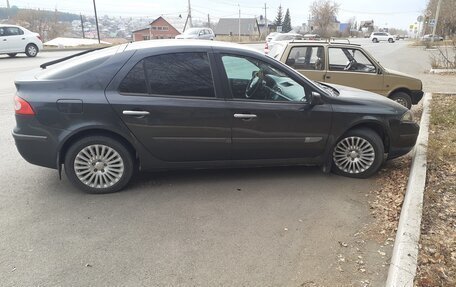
top-left (5, 0), bottom-right (427, 29)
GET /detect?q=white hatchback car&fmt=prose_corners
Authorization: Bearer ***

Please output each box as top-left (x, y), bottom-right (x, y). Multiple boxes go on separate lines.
top-left (0, 24), bottom-right (43, 57)
top-left (369, 32), bottom-right (395, 43)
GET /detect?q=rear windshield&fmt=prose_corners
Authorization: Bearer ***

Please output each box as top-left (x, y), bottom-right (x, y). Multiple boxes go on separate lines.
top-left (268, 44), bottom-right (286, 59)
top-left (37, 46), bottom-right (120, 80)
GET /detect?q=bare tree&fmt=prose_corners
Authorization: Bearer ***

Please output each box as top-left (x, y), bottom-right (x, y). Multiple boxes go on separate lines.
top-left (310, 0), bottom-right (340, 38)
top-left (13, 9), bottom-right (69, 41)
top-left (425, 0), bottom-right (456, 37)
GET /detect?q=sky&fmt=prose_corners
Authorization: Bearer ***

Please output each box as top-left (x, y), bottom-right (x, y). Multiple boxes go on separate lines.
top-left (4, 0), bottom-right (427, 29)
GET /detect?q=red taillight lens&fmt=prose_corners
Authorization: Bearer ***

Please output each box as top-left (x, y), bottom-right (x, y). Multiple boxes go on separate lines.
top-left (14, 95), bottom-right (35, 115)
top-left (37, 35), bottom-right (42, 41)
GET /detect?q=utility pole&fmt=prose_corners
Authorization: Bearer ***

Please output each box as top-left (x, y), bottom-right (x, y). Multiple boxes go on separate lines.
top-left (93, 0), bottom-right (101, 44)
top-left (207, 14), bottom-right (210, 28)
top-left (264, 3), bottom-right (268, 35)
top-left (188, 0), bottom-right (192, 28)
top-left (80, 14), bottom-right (85, 38)
top-left (238, 4), bottom-right (241, 42)
top-left (431, 0), bottom-right (442, 43)
top-left (6, 0), bottom-right (10, 9)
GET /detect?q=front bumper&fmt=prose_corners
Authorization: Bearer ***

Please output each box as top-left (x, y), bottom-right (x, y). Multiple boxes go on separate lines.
top-left (410, 90), bottom-right (424, 105)
top-left (387, 120), bottom-right (420, 159)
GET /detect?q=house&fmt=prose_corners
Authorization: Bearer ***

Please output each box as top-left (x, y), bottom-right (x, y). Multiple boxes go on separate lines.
top-left (132, 16), bottom-right (180, 41)
top-left (214, 18), bottom-right (260, 37)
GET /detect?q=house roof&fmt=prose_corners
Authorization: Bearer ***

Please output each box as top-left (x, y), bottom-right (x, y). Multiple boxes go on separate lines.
top-left (214, 18), bottom-right (259, 36)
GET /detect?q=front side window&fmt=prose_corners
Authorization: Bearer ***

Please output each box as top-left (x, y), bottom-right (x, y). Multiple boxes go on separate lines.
top-left (221, 55), bottom-right (307, 102)
top-left (328, 48), bottom-right (376, 73)
top-left (286, 46), bottom-right (325, 70)
top-left (144, 52), bottom-right (215, 98)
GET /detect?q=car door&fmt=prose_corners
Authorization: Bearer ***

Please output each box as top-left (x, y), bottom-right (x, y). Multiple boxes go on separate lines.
top-left (325, 47), bottom-right (384, 94)
top-left (217, 53), bottom-right (332, 160)
top-left (282, 45), bottom-right (327, 82)
top-left (105, 50), bottom-right (231, 162)
top-left (4, 27), bottom-right (25, 52)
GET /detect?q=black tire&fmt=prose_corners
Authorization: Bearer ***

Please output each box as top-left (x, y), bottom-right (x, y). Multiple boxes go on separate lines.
top-left (388, 38), bottom-right (394, 43)
top-left (7, 53), bottom-right (17, 57)
top-left (331, 128), bottom-right (384, 179)
top-left (64, 136), bottom-right (134, 194)
top-left (372, 38), bottom-right (378, 43)
top-left (25, 43), bottom-right (38, 57)
top-left (390, 92), bottom-right (412, 109)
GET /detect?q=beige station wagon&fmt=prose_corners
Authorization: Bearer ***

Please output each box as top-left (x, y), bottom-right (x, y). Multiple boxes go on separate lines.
top-left (269, 41), bottom-right (423, 109)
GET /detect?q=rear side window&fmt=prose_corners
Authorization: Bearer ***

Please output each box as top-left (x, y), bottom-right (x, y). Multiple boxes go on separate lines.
top-left (144, 52), bottom-right (215, 98)
top-left (118, 61), bottom-right (147, 94)
top-left (286, 46), bottom-right (325, 70)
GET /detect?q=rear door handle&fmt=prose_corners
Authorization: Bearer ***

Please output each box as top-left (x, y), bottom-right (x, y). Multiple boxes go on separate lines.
top-left (123, 110), bottom-right (150, 116)
top-left (234, 113), bottom-right (257, 119)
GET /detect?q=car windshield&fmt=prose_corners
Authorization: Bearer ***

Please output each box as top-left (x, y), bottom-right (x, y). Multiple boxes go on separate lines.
top-left (184, 28), bottom-right (200, 35)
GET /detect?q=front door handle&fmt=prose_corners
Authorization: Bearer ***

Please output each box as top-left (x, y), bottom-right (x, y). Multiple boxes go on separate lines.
top-left (123, 110), bottom-right (150, 116)
top-left (234, 113), bottom-right (257, 119)
top-left (325, 75), bottom-right (331, 79)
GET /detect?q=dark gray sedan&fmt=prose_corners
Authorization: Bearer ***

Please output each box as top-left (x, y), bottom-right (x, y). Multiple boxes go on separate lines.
top-left (13, 40), bottom-right (419, 193)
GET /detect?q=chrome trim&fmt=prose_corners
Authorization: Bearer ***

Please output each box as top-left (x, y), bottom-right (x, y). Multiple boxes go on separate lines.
top-left (234, 113), bottom-right (257, 119)
top-left (12, 131), bottom-right (47, 141)
top-left (122, 110), bottom-right (150, 116)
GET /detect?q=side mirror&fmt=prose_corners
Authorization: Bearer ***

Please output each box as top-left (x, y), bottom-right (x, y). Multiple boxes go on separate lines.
top-left (377, 67), bottom-right (383, 74)
top-left (285, 58), bottom-right (295, 66)
top-left (309, 91), bottom-right (324, 105)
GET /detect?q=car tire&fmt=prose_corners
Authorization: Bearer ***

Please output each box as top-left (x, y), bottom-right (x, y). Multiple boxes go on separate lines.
top-left (332, 128), bottom-right (384, 179)
top-left (64, 136), bottom-right (134, 194)
top-left (388, 38), bottom-right (394, 43)
top-left (372, 38), bottom-right (378, 43)
top-left (25, 43), bottom-right (38, 57)
top-left (390, 92), bottom-right (412, 109)
top-left (7, 53), bottom-right (17, 57)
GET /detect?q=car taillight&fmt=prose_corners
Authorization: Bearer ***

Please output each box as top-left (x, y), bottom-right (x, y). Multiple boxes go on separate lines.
top-left (14, 95), bottom-right (35, 115)
top-left (36, 35), bottom-right (42, 41)
top-left (264, 42), bottom-right (269, 49)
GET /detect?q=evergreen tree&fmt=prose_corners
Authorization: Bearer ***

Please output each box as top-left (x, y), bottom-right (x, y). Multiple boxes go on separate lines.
top-left (282, 9), bottom-right (292, 32)
top-left (274, 5), bottom-right (283, 27)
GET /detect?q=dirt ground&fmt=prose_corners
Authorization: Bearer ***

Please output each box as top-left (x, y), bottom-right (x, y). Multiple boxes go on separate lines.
top-left (415, 94), bottom-right (456, 287)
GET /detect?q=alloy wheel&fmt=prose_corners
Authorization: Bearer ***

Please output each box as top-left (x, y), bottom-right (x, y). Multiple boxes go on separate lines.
top-left (333, 136), bottom-right (375, 174)
top-left (74, 144), bottom-right (125, 189)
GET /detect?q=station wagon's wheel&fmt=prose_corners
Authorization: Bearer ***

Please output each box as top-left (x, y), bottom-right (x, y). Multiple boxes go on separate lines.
top-left (25, 44), bottom-right (38, 57)
top-left (7, 53), bottom-right (17, 57)
top-left (64, 136), bottom-right (134, 193)
top-left (390, 92), bottom-right (412, 109)
top-left (332, 128), bottom-right (384, 178)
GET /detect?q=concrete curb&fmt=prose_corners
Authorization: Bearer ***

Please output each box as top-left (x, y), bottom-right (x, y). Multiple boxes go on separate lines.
top-left (385, 93), bottom-right (432, 287)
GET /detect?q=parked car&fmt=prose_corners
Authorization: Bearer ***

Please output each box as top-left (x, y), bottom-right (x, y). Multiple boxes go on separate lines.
top-left (265, 32), bottom-right (303, 54)
top-left (303, 33), bottom-right (321, 40)
top-left (369, 32), bottom-right (395, 43)
top-left (0, 24), bottom-right (43, 57)
top-left (269, 40), bottom-right (423, 109)
top-left (13, 41), bottom-right (419, 193)
top-left (175, 28), bottom-right (214, 40)
top-left (266, 32), bottom-right (279, 42)
top-left (421, 34), bottom-right (444, 41)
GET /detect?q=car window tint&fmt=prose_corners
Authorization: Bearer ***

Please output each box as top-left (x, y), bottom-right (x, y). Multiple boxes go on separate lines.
top-left (286, 46), bottom-right (325, 70)
top-left (119, 60), bottom-right (147, 94)
top-left (6, 27), bottom-right (22, 35)
top-left (144, 52), bottom-right (215, 98)
top-left (221, 55), bottom-right (307, 102)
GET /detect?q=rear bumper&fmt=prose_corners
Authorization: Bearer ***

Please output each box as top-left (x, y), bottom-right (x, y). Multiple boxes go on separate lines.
top-left (410, 90), bottom-right (424, 105)
top-left (387, 121), bottom-right (420, 159)
top-left (12, 129), bottom-right (58, 169)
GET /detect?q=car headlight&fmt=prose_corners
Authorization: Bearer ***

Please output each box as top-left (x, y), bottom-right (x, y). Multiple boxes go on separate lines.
top-left (401, 111), bottom-right (413, 122)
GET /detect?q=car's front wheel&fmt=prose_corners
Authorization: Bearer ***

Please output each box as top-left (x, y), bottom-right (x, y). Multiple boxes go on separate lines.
top-left (388, 38), bottom-right (394, 43)
top-left (372, 38), bottom-right (378, 43)
top-left (64, 136), bottom-right (134, 193)
top-left (25, 43), bottom-right (38, 57)
top-left (390, 92), bottom-right (412, 109)
top-left (332, 128), bottom-right (384, 178)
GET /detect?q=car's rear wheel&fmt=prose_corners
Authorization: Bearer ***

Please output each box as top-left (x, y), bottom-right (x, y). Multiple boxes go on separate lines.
top-left (7, 53), bottom-right (17, 57)
top-left (332, 128), bottom-right (384, 178)
top-left (25, 43), bottom-right (38, 57)
top-left (390, 92), bottom-right (412, 109)
top-left (64, 136), bottom-right (134, 193)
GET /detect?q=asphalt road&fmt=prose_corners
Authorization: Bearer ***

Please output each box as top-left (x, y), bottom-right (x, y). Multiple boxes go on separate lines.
top-left (0, 41), bottom-right (431, 286)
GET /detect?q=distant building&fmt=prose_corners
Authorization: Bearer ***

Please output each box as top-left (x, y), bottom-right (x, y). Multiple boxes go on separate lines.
top-left (214, 18), bottom-right (260, 37)
top-left (132, 16), bottom-right (180, 41)
top-left (359, 20), bottom-right (374, 37)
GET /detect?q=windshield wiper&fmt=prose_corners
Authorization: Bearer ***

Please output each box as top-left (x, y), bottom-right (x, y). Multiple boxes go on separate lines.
top-left (40, 47), bottom-right (107, 69)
